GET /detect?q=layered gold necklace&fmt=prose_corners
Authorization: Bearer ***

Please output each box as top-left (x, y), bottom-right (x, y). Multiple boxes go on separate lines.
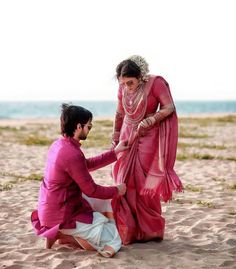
top-left (122, 83), bottom-right (147, 124)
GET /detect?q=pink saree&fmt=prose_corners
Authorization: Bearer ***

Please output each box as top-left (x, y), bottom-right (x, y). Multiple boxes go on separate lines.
top-left (112, 76), bottom-right (183, 245)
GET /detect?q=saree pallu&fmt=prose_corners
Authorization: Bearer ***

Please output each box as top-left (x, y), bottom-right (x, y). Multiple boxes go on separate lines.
top-left (111, 76), bottom-right (183, 245)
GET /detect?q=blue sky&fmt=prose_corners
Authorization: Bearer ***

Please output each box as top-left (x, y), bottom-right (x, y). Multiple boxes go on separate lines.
top-left (0, 0), bottom-right (235, 101)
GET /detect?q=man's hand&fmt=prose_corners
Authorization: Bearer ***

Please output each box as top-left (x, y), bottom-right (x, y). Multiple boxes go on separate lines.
top-left (117, 183), bottom-right (127, 196)
top-left (111, 140), bottom-right (118, 149)
top-left (114, 140), bottom-right (130, 154)
top-left (111, 131), bottom-right (120, 148)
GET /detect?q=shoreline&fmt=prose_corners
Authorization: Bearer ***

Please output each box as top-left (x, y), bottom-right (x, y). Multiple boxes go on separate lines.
top-left (0, 112), bottom-right (236, 126)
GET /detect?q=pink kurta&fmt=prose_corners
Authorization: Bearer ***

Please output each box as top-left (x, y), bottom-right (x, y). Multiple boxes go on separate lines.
top-left (112, 76), bottom-right (183, 244)
top-left (31, 137), bottom-right (118, 239)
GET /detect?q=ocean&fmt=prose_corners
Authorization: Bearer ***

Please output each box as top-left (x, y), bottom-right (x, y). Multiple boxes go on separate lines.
top-left (0, 100), bottom-right (236, 119)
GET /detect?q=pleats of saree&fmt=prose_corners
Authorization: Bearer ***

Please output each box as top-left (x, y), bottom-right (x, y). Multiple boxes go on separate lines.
top-left (112, 137), bottom-right (165, 244)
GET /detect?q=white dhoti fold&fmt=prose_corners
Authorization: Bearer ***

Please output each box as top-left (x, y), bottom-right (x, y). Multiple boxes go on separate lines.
top-left (60, 195), bottom-right (121, 254)
top-left (83, 195), bottom-right (114, 219)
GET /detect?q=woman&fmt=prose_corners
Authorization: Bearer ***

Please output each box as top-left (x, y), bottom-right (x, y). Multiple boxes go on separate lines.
top-left (111, 55), bottom-right (183, 245)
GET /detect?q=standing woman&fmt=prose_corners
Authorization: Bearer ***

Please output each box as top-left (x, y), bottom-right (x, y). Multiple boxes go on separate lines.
top-left (111, 55), bottom-right (183, 245)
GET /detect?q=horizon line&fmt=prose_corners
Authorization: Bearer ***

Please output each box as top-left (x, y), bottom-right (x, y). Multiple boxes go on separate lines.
top-left (0, 99), bottom-right (236, 102)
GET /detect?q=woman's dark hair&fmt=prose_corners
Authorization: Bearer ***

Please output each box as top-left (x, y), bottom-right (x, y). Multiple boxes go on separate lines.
top-left (60, 103), bottom-right (93, 137)
top-left (116, 59), bottom-right (141, 79)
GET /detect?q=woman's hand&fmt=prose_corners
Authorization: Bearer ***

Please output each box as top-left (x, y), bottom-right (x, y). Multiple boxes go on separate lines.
top-left (137, 115), bottom-right (156, 135)
top-left (114, 140), bottom-right (130, 154)
top-left (116, 183), bottom-right (127, 196)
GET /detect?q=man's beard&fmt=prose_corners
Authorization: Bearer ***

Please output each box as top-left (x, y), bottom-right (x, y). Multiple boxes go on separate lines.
top-left (79, 132), bottom-right (87, 140)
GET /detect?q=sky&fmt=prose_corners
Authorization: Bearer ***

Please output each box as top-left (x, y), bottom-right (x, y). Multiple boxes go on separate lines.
top-left (0, 0), bottom-right (236, 101)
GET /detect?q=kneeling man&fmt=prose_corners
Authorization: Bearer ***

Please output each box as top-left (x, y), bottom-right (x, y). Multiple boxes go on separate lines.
top-left (31, 103), bottom-right (128, 258)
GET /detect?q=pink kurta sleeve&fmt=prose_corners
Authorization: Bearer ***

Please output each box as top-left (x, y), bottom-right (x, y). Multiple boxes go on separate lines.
top-left (66, 153), bottom-right (118, 199)
top-left (86, 149), bottom-right (117, 171)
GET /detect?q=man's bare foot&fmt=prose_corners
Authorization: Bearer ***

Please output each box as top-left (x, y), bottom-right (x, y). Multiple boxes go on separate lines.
top-left (58, 235), bottom-right (82, 249)
top-left (46, 238), bottom-right (57, 249)
top-left (97, 245), bottom-right (116, 258)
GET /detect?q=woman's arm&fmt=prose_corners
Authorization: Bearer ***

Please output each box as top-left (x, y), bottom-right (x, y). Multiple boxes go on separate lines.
top-left (111, 86), bottom-right (125, 146)
top-left (138, 77), bottom-right (175, 130)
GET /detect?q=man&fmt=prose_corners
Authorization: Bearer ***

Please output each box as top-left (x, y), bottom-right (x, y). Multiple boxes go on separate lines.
top-left (31, 103), bottom-right (128, 258)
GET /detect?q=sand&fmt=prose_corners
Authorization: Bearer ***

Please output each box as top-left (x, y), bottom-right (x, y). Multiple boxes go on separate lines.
top-left (0, 115), bottom-right (236, 269)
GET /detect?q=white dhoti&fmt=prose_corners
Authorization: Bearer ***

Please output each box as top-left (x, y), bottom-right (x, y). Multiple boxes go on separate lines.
top-left (60, 195), bottom-right (121, 255)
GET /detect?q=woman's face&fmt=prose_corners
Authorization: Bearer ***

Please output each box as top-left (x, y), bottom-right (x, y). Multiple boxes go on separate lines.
top-left (119, 76), bottom-right (140, 91)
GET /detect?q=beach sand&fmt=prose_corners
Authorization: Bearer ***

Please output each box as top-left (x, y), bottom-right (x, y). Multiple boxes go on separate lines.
top-left (0, 115), bottom-right (236, 269)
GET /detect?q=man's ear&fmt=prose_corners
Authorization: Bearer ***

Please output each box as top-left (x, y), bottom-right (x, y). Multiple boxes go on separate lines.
top-left (77, 123), bottom-right (82, 130)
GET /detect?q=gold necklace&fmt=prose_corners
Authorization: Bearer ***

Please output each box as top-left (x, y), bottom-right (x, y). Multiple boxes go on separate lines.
top-left (123, 85), bottom-right (143, 109)
top-left (122, 84), bottom-right (147, 124)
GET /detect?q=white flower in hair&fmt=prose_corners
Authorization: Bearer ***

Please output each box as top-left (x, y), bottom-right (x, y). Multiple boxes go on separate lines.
top-left (128, 55), bottom-right (149, 81)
